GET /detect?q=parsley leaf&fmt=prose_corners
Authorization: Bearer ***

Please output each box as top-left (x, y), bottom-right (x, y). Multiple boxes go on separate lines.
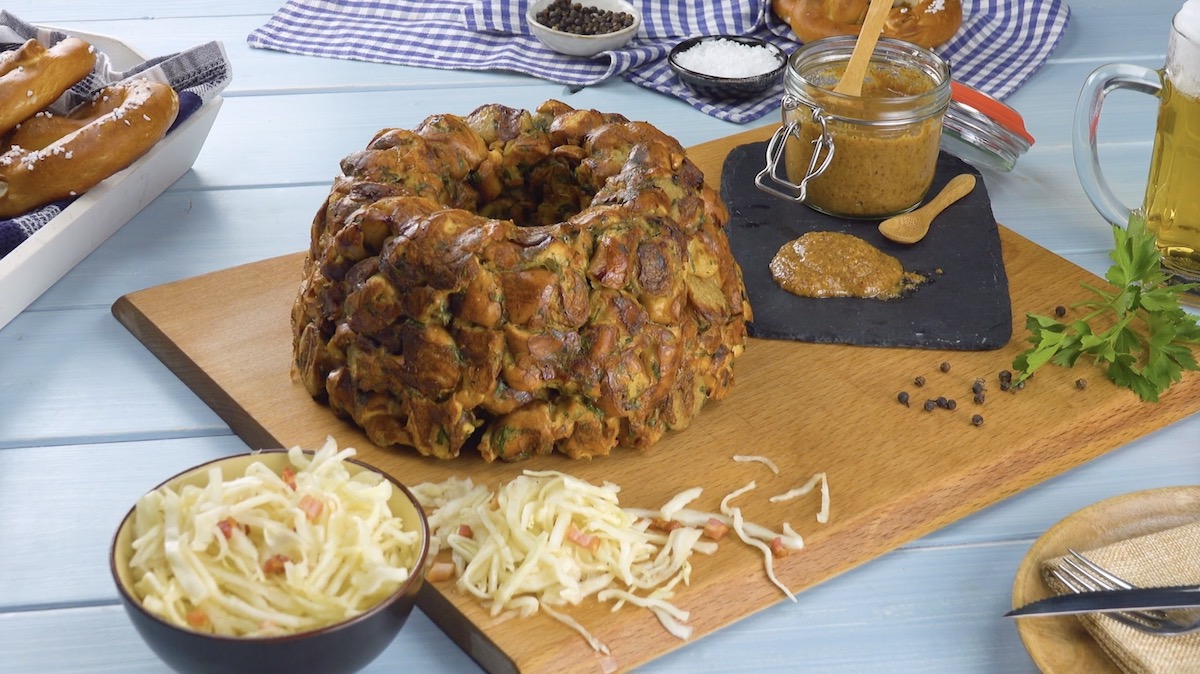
top-left (1013, 213), bottom-right (1200, 402)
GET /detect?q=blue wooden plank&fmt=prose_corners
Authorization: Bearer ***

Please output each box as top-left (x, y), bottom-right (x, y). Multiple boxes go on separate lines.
top-left (1, 1), bottom-right (1196, 673)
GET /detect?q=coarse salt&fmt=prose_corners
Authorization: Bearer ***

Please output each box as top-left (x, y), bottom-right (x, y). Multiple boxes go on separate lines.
top-left (675, 39), bottom-right (780, 79)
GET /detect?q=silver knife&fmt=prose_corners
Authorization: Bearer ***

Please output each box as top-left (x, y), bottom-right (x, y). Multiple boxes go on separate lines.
top-left (1007, 587), bottom-right (1200, 618)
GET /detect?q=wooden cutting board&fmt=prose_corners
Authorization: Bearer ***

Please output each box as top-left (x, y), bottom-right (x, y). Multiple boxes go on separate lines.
top-left (112, 123), bottom-right (1200, 674)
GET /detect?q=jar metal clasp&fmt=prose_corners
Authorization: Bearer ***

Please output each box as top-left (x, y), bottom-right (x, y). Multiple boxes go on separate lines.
top-left (754, 95), bottom-right (835, 203)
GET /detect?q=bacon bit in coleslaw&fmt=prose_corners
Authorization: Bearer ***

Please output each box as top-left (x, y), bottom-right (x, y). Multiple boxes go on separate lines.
top-left (769, 537), bottom-right (793, 558)
top-left (262, 554), bottom-right (290, 575)
top-left (457, 524), bottom-right (473, 538)
top-left (566, 524), bottom-right (600, 552)
top-left (216, 517), bottom-right (236, 539)
top-left (646, 517), bottom-right (683, 533)
top-left (298, 494), bottom-right (324, 521)
top-left (425, 561), bottom-right (457, 583)
top-left (281, 466), bottom-right (297, 490)
top-left (186, 609), bottom-right (209, 628)
top-left (703, 517), bottom-right (730, 541)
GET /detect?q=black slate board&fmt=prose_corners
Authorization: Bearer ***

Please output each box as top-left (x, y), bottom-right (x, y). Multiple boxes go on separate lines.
top-left (721, 142), bottom-right (1012, 350)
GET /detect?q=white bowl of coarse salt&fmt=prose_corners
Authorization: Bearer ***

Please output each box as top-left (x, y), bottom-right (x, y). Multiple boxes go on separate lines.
top-left (668, 35), bottom-right (788, 99)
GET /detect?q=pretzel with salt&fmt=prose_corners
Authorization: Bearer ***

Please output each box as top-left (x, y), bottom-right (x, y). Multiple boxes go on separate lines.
top-left (0, 78), bottom-right (180, 217)
top-left (772, 0), bottom-right (962, 49)
top-left (0, 37), bottom-right (96, 137)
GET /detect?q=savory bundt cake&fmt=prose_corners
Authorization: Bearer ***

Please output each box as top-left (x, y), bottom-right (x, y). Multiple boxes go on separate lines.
top-left (292, 100), bottom-right (750, 461)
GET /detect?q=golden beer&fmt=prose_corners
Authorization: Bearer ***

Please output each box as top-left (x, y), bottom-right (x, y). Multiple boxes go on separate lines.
top-left (1143, 75), bottom-right (1200, 280)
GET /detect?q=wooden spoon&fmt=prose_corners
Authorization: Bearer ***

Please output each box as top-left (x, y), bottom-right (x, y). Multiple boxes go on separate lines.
top-left (833, 0), bottom-right (894, 97)
top-left (878, 174), bottom-right (977, 244)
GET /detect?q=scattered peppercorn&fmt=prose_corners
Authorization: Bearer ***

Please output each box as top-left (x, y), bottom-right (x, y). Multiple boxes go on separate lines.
top-left (940, 361), bottom-right (951, 373)
top-left (946, 399), bottom-right (957, 410)
top-left (923, 399), bottom-right (936, 412)
top-left (1015, 380), bottom-right (1026, 391)
top-left (898, 391), bottom-right (911, 406)
top-left (999, 381), bottom-right (1011, 392)
top-left (1075, 378), bottom-right (1087, 390)
top-left (914, 375), bottom-right (926, 387)
top-left (998, 369), bottom-right (1013, 384)
top-left (973, 391), bottom-right (985, 405)
top-left (535, 0), bottom-right (635, 36)
top-left (1054, 305), bottom-right (1067, 318)
top-left (935, 396), bottom-right (948, 408)
top-left (971, 379), bottom-right (985, 394)
top-left (971, 414), bottom-right (984, 426)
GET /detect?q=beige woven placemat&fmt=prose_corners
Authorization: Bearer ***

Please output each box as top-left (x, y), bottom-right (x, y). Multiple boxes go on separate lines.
top-left (1042, 520), bottom-right (1200, 674)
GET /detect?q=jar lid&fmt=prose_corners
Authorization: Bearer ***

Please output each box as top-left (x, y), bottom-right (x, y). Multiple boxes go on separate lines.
top-left (942, 81), bottom-right (1034, 172)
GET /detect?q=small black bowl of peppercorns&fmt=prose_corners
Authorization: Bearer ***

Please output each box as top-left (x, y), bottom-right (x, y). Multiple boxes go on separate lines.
top-left (527, 0), bottom-right (641, 57)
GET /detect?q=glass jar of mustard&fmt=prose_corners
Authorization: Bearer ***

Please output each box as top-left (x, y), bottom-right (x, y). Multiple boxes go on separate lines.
top-left (755, 36), bottom-right (952, 219)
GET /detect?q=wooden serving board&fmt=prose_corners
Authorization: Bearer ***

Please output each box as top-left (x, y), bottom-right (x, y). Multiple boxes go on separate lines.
top-left (112, 124), bottom-right (1200, 674)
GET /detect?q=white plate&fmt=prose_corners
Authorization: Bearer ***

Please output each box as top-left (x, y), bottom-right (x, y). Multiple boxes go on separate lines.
top-left (0, 27), bottom-right (223, 331)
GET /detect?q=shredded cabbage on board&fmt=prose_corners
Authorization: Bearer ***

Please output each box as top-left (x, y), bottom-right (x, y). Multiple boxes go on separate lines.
top-left (127, 437), bottom-right (422, 636)
top-left (412, 469), bottom-right (814, 654)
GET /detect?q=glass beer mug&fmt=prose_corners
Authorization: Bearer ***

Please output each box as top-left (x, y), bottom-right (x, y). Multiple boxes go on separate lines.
top-left (1074, 2), bottom-right (1200, 283)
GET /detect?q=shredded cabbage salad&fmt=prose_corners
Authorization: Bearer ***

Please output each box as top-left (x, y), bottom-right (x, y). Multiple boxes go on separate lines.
top-left (412, 468), bottom-right (820, 655)
top-left (127, 437), bottom-right (421, 637)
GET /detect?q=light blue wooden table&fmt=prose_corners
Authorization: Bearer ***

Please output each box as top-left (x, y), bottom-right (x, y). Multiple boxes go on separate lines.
top-left (1, 1), bottom-right (1196, 672)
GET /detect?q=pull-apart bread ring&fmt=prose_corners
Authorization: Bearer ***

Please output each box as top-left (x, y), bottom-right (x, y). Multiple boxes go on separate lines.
top-left (773, 0), bottom-right (963, 49)
top-left (293, 100), bottom-right (751, 462)
top-left (0, 78), bottom-right (180, 218)
top-left (0, 37), bottom-right (96, 137)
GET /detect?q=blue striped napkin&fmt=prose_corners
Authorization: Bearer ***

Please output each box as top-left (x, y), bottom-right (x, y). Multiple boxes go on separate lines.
top-left (248, 0), bottom-right (1069, 124)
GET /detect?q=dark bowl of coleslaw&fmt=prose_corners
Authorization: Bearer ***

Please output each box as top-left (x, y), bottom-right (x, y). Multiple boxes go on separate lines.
top-left (109, 442), bottom-right (430, 674)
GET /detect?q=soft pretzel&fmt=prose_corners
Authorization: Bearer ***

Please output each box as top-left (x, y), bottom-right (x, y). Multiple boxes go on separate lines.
top-left (0, 78), bottom-right (180, 217)
top-left (772, 0), bottom-right (963, 49)
top-left (0, 37), bottom-right (96, 137)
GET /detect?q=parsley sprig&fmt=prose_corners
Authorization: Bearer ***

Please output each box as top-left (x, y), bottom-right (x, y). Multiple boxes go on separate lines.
top-left (1013, 214), bottom-right (1200, 402)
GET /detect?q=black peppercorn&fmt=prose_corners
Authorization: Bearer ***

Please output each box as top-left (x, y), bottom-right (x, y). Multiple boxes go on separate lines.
top-left (973, 391), bottom-right (985, 405)
top-left (535, 0), bottom-right (635, 36)
top-left (940, 361), bottom-right (951, 373)
top-left (898, 391), bottom-right (911, 406)
top-left (971, 414), bottom-right (984, 426)
top-left (998, 369), bottom-right (1012, 384)
top-left (971, 380), bottom-right (984, 395)
top-left (1055, 305), bottom-right (1067, 318)
top-left (946, 399), bottom-right (957, 411)
top-left (935, 396), bottom-right (948, 408)
top-left (914, 375), bottom-right (926, 387)
top-left (923, 400), bottom-right (936, 412)
top-left (1075, 378), bottom-right (1087, 390)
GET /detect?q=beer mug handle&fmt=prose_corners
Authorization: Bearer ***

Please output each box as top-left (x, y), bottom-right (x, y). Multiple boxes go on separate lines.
top-left (1073, 63), bottom-right (1163, 227)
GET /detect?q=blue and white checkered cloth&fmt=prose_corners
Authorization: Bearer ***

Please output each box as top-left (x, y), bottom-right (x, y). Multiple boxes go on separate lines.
top-left (248, 0), bottom-right (1069, 124)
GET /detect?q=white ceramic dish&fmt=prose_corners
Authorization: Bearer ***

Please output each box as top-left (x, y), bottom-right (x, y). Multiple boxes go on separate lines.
top-left (527, 0), bottom-right (641, 57)
top-left (0, 27), bottom-right (223, 332)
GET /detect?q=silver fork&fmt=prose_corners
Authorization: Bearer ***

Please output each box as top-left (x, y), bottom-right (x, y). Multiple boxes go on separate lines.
top-left (1050, 549), bottom-right (1200, 636)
